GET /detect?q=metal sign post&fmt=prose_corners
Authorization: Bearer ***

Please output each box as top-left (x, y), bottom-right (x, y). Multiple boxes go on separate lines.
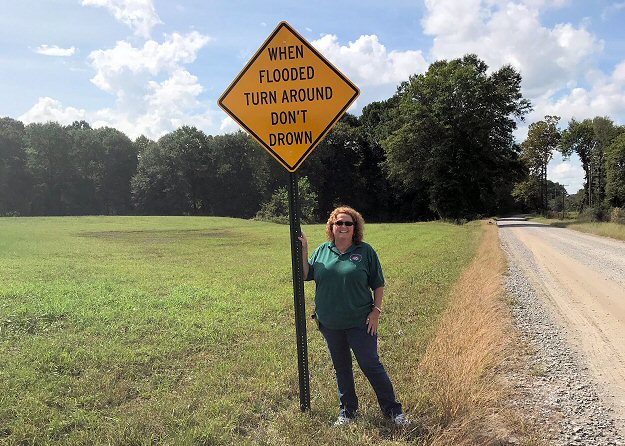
top-left (287, 171), bottom-right (311, 411)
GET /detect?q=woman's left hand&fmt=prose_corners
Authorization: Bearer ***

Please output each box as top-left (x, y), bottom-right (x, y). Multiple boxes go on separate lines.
top-left (366, 310), bottom-right (380, 336)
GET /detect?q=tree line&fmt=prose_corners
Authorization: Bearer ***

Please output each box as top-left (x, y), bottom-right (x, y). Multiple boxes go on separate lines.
top-left (514, 115), bottom-right (625, 220)
top-left (2, 54), bottom-right (624, 222)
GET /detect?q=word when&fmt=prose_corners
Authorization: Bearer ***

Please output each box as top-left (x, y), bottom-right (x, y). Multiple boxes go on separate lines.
top-left (267, 44), bottom-right (304, 61)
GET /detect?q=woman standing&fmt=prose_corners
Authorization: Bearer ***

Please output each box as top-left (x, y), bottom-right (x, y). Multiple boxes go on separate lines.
top-left (299, 206), bottom-right (408, 426)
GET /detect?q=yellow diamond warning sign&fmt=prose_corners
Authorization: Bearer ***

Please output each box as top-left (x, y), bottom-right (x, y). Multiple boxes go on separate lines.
top-left (218, 21), bottom-right (360, 172)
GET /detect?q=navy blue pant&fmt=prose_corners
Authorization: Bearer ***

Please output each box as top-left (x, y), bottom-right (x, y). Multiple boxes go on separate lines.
top-left (319, 322), bottom-right (403, 419)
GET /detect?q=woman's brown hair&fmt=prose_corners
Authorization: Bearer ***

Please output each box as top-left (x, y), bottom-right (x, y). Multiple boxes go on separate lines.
top-left (325, 206), bottom-right (365, 244)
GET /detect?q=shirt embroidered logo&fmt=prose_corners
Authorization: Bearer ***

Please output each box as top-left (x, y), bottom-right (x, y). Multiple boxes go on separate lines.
top-left (350, 254), bottom-right (362, 262)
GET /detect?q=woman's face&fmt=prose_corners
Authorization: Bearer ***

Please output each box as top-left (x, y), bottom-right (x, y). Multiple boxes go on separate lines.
top-left (332, 212), bottom-right (354, 243)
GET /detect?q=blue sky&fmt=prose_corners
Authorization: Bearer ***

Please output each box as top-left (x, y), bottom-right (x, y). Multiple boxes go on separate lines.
top-left (2, 0), bottom-right (625, 193)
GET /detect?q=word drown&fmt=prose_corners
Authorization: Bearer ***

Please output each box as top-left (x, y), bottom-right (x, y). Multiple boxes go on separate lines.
top-left (218, 21), bottom-right (359, 172)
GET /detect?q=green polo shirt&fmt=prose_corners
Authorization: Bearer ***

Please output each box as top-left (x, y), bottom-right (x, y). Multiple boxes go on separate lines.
top-left (306, 241), bottom-right (385, 329)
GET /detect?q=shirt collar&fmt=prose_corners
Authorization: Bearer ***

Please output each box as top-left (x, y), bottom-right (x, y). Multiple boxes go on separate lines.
top-left (330, 241), bottom-right (357, 255)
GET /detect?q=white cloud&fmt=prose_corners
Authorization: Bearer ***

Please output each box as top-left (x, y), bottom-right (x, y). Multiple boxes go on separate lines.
top-left (220, 116), bottom-right (239, 133)
top-left (88, 68), bottom-right (216, 139)
top-left (20, 30), bottom-right (216, 140)
top-left (311, 34), bottom-right (428, 87)
top-left (613, 60), bottom-right (625, 83)
top-left (35, 45), bottom-right (76, 57)
top-left (548, 152), bottom-right (585, 193)
top-left (422, 0), bottom-right (484, 39)
top-left (551, 23), bottom-right (600, 72)
top-left (422, 0), bottom-right (603, 97)
top-left (146, 69), bottom-right (202, 110)
top-left (19, 97), bottom-right (86, 125)
top-left (89, 31), bottom-right (211, 93)
top-left (81, 31), bottom-right (213, 138)
top-left (530, 60), bottom-right (625, 124)
top-left (601, 2), bottom-right (625, 20)
top-left (140, 69), bottom-right (209, 135)
top-left (418, 0), bottom-right (614, 194)
top-left (82, 0), bottom-right (161, 39)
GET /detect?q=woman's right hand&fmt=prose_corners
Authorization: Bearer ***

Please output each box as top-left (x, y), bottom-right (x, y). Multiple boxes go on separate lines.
top-left (298, 233), bottom-right (310, 280)
top-left (298, 233), bottom-right (308, 251)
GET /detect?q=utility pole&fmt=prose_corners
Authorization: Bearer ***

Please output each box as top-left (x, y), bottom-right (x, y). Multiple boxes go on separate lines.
top-left (588, 163), bottom-right (592, 207)
top-left (561, 184), bottom-right (568, 220)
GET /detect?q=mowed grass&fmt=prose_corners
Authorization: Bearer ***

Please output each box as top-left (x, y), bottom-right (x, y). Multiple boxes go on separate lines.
top-left (0, 216), bottom-right (481, 445)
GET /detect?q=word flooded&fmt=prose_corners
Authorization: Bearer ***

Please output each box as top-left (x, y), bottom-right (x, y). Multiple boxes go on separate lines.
top-left (259, 66), bottom-right (315, 84)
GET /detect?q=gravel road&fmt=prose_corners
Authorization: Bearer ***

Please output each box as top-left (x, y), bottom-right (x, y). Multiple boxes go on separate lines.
top-left (497, 217), bottom-right (625, 445)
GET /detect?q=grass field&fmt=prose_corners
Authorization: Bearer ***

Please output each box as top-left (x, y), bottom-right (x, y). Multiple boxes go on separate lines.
top-left (529, 216), bottom-right (625, 241)
top-left (0, 216), bottom-right (482, 445)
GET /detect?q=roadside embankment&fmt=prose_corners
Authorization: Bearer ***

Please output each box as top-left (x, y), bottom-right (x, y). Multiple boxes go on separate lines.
top-left (416, 221), bottom-right (536, 445)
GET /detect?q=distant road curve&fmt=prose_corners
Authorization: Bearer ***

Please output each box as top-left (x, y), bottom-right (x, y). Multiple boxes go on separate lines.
top-left (497, 216), bottom-right (625, 429)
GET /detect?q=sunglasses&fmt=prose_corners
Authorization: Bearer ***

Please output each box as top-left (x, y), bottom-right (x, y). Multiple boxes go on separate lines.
top-left (334, 221), bottom-right (354, 227)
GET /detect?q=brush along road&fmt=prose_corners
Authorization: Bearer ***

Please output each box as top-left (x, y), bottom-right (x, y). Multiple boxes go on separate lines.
top-left (497, 217), bottom-right (625, 434)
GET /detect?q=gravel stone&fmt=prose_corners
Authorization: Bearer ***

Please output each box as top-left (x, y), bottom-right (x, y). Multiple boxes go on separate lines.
top-left (499, 225), bottom-right (625, 446)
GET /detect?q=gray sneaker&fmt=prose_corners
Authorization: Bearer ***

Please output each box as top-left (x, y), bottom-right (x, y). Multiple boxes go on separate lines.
top-left (333, 415), bottom-right (355, 426)
top-left (392, 413), bottom-right (409, 427)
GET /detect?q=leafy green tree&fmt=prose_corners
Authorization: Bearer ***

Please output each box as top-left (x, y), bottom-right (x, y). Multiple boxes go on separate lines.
top-left (131, 137), bottom-right (172, 214)
top-left (301, 118), bottom-right (364, 218)
top-left (255, 176), bottom-right (318, 224)
top-left (132, 126), bottom-right (211, 215)
top-left (560, 119), bottom-right (593, 206)
top-left (356, 104), bottom-right (405, 221)
top-left (0, 118), bottom-right (31, 215)
top-left (65, 122), bottom-right (137, 214)
top-left (605, 130), bottom-right (625, 208)
top-left (590, 117), bottom-right (620, 208)
top-left (520, 115), bottom-right (561, 213)
top-left (512, 175), bottom-right (541, 211)
top-left (66, 121), bottom-right (102, 213)
top-left (546, 181), bottom-right (568, 215)
top-left (560, 117), bottom-right (620, 210)
top-left (382, 54), bottom-right (530, 219)
top-left (298, 114), bottom-right (395, 222)
top-left (361, 99), bottom-right (432, 220)
top-left (24, 122), bottom-right (77, 215)
top-left (96, 127), bottom-right (137, 214)
top-left (512, 177), bottom-right (567, 215)
top-left (133, 135), bottom-right (153, 156)
top-left (208, 131), bottom-right (269, 218)
top-left (131, 129), bottom-right (278, 217)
